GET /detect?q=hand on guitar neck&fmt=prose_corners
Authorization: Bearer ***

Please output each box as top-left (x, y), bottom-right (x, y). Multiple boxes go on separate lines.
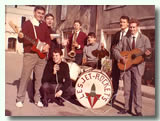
top-left (18, 32), bottom-right (24, 39)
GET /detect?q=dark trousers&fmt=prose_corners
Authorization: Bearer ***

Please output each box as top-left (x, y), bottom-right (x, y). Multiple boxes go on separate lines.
top-left (111, 60), bottom-right (120, 103)
top-left (75, 53), bottom-right (83, 65)
top-left (40, 82), bottom-right (75, 105)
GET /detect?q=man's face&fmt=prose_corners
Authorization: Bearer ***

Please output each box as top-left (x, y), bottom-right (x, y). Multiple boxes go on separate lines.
top-left (88, 36), bottom-right (96, 44)
top-left (73, 22), bottom-right (81, 31)
top-left (120, 19), bottom-right (129, 30)
top-left (45, 16), bottom-right (54, 27)
top-left (34, 9), bottom-right (45, 21)
top-left (129, 23), bottom-right (138, 35)
top-left (53, 52), bottom-right (62, 64)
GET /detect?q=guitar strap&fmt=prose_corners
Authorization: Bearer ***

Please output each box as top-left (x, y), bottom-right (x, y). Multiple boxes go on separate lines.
top-left (32, 24), bottom-right (38, 40)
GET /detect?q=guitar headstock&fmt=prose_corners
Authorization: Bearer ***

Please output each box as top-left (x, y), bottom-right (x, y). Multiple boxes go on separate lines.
top-left (8, 21), bottom-right (19, 34)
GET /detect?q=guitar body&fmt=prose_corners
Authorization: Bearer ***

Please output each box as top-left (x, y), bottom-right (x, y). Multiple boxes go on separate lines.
top-left (31, 39), bottom-right (47, 59)
top-left (118, 48), bottom-right (144, 71)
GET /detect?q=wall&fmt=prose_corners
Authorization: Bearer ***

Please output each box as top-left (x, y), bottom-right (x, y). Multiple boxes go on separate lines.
top-left (5, 5), bottom-right (34, 54)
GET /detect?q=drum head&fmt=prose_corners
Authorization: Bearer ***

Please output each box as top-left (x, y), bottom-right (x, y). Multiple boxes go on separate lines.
top-left (75, 69), bottom-right (112, 109)
top-left (67, 62), bottom-right (81, 81)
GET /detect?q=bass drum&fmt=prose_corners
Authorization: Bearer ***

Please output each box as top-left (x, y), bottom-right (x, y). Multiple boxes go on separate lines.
top-left (67, 62), bottom-right (81, 82)
top-left (75, 69), bottom-right (112, 109)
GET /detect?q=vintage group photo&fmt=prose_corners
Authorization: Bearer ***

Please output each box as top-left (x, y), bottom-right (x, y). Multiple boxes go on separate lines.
top-left (5, 5), bottom-right (155, 116)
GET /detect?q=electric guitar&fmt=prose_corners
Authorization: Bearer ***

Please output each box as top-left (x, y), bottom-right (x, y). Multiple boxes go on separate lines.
top-left (9, 21), bottom-right (47, 59)
top-left (117, 48), bottom-right (145, 71)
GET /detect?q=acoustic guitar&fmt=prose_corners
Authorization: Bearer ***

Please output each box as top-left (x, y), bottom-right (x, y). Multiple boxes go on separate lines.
top-left (117, 48), bottom-right (145, 71)
top-left (8, 21), bottom-right (47, 59)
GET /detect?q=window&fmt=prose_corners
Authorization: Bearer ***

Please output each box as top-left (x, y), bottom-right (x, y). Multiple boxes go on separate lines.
top-left (8, 37), bottom-right (16, 51)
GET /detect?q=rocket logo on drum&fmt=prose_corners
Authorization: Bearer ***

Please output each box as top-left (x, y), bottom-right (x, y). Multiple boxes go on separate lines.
top-left (75, 69), bottom-right (113, 109)
top-left (85, 84), bottom-right (101, 108)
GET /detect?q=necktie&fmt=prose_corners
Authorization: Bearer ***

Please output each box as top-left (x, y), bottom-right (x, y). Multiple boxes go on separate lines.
top-left (120, 31), bottom-right (124, 40)
top-left (132, 36), bottom-right (135, 49)
top-left (73, 32), bottom-right (77, 43)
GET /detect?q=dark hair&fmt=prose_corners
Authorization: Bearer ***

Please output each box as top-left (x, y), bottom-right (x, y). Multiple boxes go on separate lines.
top-left (129, 18), bottom-right (139, 26)
top-left (34, 6), bottom-right (45, 12)
top-left (88, 32), bottom-right (96, 38)
top-left (120, 16), bottom-right (130, 23)
top-left (45, 13), bottom-right (54, 20)
top-left (53, 48), bottom-right (63, 56)
top-left (73, 20), bottom-right (82, 26)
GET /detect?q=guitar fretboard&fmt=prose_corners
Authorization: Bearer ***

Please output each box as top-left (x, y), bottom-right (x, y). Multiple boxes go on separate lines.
top-left (24, 34), bottom-right (36, 45)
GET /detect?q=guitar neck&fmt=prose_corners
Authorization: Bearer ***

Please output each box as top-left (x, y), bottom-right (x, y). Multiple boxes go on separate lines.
top-left (23, 34), bottom-right (36, 45)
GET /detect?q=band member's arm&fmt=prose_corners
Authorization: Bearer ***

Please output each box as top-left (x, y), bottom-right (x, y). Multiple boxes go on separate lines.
top-left (75, 33), bottom-right (87, 50)
top-left (78, 33), bottom-right (87, 49)
top-left (112, 37), bottom-right (124, 61)
top-left (144, 36), bottom-right (152, 59)
top-left (17, 21), bottom-right (31, 44)
top-left (60, 63), bottom-right (72, 92)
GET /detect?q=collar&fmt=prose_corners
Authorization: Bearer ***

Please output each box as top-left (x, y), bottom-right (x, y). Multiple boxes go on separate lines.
top-left (30, 17), bottom-right (40, 26)
top-left (131, 32), bottom-right (139, 38)
top-left (75, 30), bottom-right (80, 35)
top-left (121, 27), bottom-right (128, 34)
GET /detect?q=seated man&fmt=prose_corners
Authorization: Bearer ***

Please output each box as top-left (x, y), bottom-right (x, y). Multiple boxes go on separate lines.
top-left (82, 32), bottom-right (108, 69)
top-left (40, 48), bottom-right (75, 107)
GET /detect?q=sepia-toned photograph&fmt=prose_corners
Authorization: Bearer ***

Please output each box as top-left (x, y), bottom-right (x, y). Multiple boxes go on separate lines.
top-left (5, 5), bottom-right (155, 116)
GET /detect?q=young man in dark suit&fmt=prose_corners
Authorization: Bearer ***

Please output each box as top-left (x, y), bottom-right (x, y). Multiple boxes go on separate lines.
top-left (110, 16), bottom-right (130, 105)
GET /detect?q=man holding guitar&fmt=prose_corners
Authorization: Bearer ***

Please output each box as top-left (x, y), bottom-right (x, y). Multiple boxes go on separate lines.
top-left (16, 6), bottom-right (51, 108)
top-left (113, 18), bottom-right (151, 116)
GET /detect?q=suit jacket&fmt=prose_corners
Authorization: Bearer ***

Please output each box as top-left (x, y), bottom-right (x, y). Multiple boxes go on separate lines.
top-left (113, 32), bottom-right (151, 76)
top-left (110, 30), bottom-right (130, 59)
top-left (68, 31), bottom-right (87, 54)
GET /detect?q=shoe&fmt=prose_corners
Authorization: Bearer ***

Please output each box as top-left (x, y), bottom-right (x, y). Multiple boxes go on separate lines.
top-left (117, 109), bottom-right (130, 114)
top-left (16, 101), bottom-right (23, 108)
top-left (35, 101), bottom-right (43, 108)
top-left (127, 110), bottom-right (132, 114)
top-left (55, 98), bottom-right (64, 106)
top-left (136, 112), bottom-right (143, 116)
top-left (42, 99), bottom-right (48, 107)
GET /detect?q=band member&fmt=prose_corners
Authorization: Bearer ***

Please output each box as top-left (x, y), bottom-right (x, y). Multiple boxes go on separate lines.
top-left (110, 16), bottom-right (130, 105)
top-left (44, 13), bottom-right (67, 60)
top-left (82, 32), bottom-right (108, 69)
top-left (40, 48), bottom-right (75, 107)
top-left (16, 6), bottom-right (51, 108)
top-left (67, 20), bottom-right (87, 65)
top-left (113, 18), bottom-right (151, 116)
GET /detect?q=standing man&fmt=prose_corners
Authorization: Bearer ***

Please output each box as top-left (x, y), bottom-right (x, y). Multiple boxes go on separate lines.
top-left (113, 18), bottom-right (151, 116)
top-left (40, 48), bottom-right (75, 107)
top-left (16, 6), bottom-right (51, 108)
top-left (110, 16), bottom-right (130, 105)
top-left (67, 20), bottom-right (87, 65)
top-left (45, 13), bottom-right (67, 60)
